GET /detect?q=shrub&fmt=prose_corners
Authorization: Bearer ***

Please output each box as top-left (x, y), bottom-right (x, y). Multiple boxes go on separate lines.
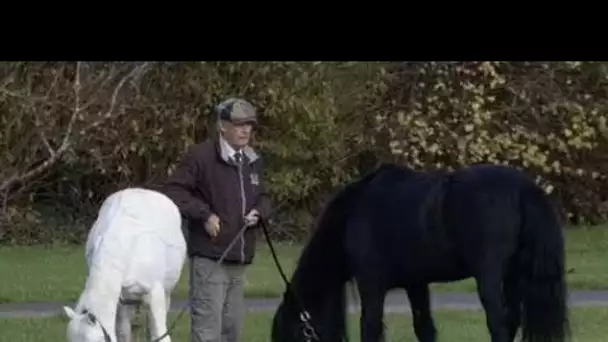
top-left (0, 61), bottom-right (386, 244)
top-left (1, 61), bottom-right (607, 245)
top-left (374, 61), bottom-right (608, 224)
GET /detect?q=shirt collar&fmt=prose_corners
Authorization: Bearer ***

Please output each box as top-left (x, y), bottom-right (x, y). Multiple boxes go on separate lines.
top-left (220, 136), bottom-right (241, 160)
top-left (217, 135), bottom-right (259, 164)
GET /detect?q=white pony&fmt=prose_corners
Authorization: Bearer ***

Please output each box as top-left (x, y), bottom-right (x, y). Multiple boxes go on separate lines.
top-left (63, 187), bottom-right (187, 342)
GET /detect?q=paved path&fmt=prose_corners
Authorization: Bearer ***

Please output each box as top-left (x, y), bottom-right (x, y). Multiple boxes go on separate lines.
top-left (3, 290), bottom-right (608, 318)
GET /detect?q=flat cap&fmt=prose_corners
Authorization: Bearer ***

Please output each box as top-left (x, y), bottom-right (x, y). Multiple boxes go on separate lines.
top-left (215, 98), bottom-right (257, 124)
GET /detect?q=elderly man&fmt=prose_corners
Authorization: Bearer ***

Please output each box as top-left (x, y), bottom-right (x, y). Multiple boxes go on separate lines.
top-left (161, 98), bottom-right (272, 342)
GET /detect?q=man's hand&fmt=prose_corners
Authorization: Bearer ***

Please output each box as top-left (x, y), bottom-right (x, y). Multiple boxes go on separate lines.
top-left (205, 214), bottom-right (221, 238)
top-left (244, 209), bottom-right (260, 227)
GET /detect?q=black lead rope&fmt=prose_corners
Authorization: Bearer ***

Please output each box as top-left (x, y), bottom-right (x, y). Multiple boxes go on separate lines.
top-left (259, 217), bottom-right (350, 342)
top-left (259, 217), bottom-right (322, 341)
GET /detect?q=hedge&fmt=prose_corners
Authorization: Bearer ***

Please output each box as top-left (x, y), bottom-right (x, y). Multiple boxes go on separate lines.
top-left (0, 61), bottom-right (606, 245)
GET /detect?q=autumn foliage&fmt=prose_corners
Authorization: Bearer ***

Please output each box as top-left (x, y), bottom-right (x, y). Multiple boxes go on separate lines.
top-left (0, 61), bottom-right (607, 245)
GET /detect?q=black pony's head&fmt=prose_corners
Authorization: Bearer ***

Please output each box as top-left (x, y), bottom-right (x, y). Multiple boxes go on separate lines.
top-left (271, 166), bottom-right (370, 342)
top-left (271, 283), bottom-right (349, 342)
top-left (271, 292), bottom-right (319, 342)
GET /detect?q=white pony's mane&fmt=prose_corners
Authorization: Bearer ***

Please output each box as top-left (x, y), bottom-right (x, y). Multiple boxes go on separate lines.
top-left (65, 187), bottom-right (186, 342)
top-left (72, 191), bottom-right (133, 338)
top-left (74, 259), bottom-right (124, 334)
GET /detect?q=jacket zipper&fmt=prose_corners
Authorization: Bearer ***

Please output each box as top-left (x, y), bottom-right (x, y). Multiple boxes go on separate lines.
top-left (237, 160), bottom-right (246, 263)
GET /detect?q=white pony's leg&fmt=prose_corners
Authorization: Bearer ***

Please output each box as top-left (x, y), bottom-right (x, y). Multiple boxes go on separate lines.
top-left (116, 302), bottom-right (138, 342)
top-left (144, 283), bottom-right (171, 342)
top-left (165, 291), bottom-right (172, 317)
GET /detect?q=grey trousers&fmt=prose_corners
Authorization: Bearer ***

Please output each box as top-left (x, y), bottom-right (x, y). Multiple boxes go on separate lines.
top-left (189, 256), bottom-right (247, 342)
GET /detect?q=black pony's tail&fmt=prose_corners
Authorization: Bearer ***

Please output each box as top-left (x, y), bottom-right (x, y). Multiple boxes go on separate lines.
top-left (519, 185), bottom-right (569, 342)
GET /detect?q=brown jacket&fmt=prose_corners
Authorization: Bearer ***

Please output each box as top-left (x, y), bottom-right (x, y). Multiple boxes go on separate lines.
top-left (160, 137), bottom-right (272, 264)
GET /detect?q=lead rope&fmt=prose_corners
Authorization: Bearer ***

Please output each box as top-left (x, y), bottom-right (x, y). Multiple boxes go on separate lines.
top-left (259, 217), bottom-right (350, 342)
top-left (258, 217), bottom-right (321, 342)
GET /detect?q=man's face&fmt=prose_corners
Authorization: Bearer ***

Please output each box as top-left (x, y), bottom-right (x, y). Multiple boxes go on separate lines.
top-left (221, 120), bottom-right (254, 149)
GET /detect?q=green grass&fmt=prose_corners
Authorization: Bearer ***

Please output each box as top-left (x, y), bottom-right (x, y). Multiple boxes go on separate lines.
top-left (1, 226), bottom-right (608, 303)
top-left (0, 241), bottom-right (302, 304)
top-left (430, 225), bottom-right (608, 293)
top-left (0, 307), bottom-right (606, 342)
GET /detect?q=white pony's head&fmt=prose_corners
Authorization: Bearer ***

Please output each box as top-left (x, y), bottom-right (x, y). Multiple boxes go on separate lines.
top-left (63, 306), bottom-right (110, 342)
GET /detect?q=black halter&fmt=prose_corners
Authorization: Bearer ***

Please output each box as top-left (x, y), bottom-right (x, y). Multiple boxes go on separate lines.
top-left (80, 309), bottom-right (112, 342)
top-left (81, 302), bottom-right (173, 342)
top-left (261, 218), bottom-right (350, 342)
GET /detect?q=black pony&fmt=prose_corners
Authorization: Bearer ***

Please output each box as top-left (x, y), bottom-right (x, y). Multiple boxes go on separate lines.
top-left (271, 163), bottom-right (569, 342)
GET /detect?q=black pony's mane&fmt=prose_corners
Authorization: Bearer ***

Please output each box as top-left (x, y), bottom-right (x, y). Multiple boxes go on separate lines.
top-left (275, 165), bottom-right (395, 342)
top-left (287, 179), bottom-right (359, 302)
top-left (288, 163), bottom-right (449, 301)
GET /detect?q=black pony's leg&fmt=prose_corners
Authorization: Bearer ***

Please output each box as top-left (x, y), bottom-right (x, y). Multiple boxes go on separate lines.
top-left (405, 284), bottom-right (436, 342)
top-left (357, 278), bottom-right (387, 342)
top-left (503, 273), bottom-right (522, 341)
top-left (476, 272), bottom-right (509, 342)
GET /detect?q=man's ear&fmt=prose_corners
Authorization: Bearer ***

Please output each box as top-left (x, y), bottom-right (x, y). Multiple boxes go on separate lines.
top-left (218, 119), bottom-right (233, 133)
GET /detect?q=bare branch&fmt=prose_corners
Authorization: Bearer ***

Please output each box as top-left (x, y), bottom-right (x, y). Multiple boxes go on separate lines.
top-left (39, 130), bottom-right (56, 157)
top-left (0, 66), bottom-right (58, 103)
top-left (0, 62), bottom-right (152, 195)
top-left (16, 63), bottom-right (82, 184)
top-left (43, 66), bottom-right (64, 100)
top-left (85, 62), bottom-right (151, 131)
top-left (0, 173), bottom-right (18, 199)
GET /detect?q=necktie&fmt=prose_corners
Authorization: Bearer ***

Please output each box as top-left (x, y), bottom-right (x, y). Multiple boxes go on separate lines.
top-left (234, 151), bottom-right (243, 165)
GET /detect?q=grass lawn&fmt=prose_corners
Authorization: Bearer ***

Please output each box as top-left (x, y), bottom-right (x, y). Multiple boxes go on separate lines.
top-left (1, 225), bottom-right (608, 303)
top-left (0, 307), bottom-right (606, 342)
